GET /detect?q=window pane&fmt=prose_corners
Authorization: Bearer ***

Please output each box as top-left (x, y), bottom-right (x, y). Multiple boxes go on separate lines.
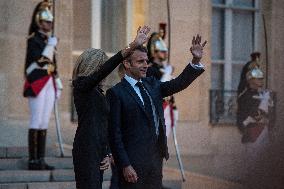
top-left (232, 10), bottom-right (254, 62)
top-left (101, 0), bottom-right (127, 53)
top-left (232, 64), bottom-right (244, 90)
top-left (233, 0), bottom-right (254, 7)
top-left (211, 64), bottom-right (224, 89)
top-left (212, 0), bottom-right (225, 4)
top-left (212, 9), bottom-right (225, 60)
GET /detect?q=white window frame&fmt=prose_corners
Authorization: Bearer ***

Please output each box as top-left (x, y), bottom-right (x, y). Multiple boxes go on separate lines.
top-left (90, 0), bottom-right (133, 54)
top-left (91, 0), bottom-right (102, 49)
top-left (212, 0), bottom-right (260, 90)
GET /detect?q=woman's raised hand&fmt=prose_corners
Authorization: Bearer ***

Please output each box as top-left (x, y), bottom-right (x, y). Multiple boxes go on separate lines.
top-left (121, 26), bottom-right (151, 58)
top-left (133, 26), bottom-right (151, 46)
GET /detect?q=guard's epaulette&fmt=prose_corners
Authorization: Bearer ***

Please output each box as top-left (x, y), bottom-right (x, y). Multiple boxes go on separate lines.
top-left (26, 32), bottom-right (35, 40)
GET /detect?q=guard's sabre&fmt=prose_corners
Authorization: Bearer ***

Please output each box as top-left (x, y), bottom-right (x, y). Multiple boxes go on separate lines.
top-left (172, 109), bottom-right (186, 182)
top-left (54, 99), bottom-right (64, 157)
top-left (262, 14), bottom-right (269, 89)
top-left (166, 0), bottom-right (171, 62)
top-left (166, 0), bottom-right (186, 181)
top-left (51, 0), bottom-right (64, 157)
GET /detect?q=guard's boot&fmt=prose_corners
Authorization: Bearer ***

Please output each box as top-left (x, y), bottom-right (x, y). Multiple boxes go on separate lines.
top-left (28, 129), bottom-right (40, 170)
top-left (37, 130), bottom-right (54, 170)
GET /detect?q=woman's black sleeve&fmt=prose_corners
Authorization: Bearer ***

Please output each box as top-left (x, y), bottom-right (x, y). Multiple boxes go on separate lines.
top-left (72, 51), bottom-right (123, 92)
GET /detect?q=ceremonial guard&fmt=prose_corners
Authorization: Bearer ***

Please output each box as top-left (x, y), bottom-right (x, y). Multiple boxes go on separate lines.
top-left (147, 32), bottom-right (168, 80)
top-left (23, 0), bottom-right (62, 170)
top-left (147, 31), bottom-right (176, 137)
top-left (146, 30), bottom-right (186, 184)
top-left (237, 61), bottom-right (273, 146)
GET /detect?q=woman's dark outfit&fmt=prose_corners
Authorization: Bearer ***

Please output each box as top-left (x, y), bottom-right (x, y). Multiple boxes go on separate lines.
top-left (72, 52), bottom-right (123, 189)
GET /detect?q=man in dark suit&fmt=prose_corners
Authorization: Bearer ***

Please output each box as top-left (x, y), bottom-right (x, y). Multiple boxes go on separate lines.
top-left (106, 35), bottom-right (207, 189)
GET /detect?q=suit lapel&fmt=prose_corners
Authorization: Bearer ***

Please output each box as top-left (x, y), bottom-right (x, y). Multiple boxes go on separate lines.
top-left (121, 79), bottom-right (148, 116)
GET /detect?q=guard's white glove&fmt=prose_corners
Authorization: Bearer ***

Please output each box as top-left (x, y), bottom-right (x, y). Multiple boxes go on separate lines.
top-left (254, 90), bottom-right (271, 114)
top-left (42, 37), bottom-right (58, 60)
top-left (243, 116), bottom-right (256, 127)
top-left (47, 36), bottom-right (58, 47)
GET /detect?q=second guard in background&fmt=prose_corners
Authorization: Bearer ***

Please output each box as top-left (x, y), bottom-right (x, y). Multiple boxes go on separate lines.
top-left (23, 0), bottom-right (63, 170)
top-left (147, 31), bottom-right (175, 137)
top-left (147, 30), bottom-right (186, 183)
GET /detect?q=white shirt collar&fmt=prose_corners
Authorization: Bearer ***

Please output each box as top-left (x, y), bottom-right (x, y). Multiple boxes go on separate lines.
top-left (124, 74), bottom-right (141, 88)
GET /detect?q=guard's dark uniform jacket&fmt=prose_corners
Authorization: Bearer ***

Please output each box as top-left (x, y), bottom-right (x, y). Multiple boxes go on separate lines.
top-left (237, 88), bottom-right (265, 143)
top-left (23, 31), bottom-right (57, 97)
top-left (147, 61), bottom-right (163, 80)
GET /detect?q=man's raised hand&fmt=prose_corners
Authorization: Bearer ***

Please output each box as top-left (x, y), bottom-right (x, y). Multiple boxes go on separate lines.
top-left (190, 34), bottom-right (207, 64)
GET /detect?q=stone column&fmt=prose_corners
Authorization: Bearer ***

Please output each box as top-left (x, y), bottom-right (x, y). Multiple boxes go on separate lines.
top-left (145, 0), bottom-right (211, 122)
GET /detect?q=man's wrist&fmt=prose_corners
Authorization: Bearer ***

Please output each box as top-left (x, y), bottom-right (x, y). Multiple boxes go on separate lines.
top-left (192, 57), bottom-right (201, 64)
top-left (121, 42), bottom-right (137, 58)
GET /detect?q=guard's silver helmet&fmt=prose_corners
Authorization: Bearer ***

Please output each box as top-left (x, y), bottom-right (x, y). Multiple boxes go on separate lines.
top-left (246, 67), bottom-right (264, 80)
top-left (35, 1), bottom-right (53, 26)
top-left (154, 40), bottom-right (168, 52)
top-left (148, 32), bottom-right (168, 58)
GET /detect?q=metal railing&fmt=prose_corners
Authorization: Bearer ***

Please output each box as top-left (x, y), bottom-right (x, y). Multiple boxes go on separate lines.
top-left (209, 89), bottom-right (277, 126)
top-left (210, 90), bottom-right (238, 125)
top-left (71, 89), bottom-right (277, 126)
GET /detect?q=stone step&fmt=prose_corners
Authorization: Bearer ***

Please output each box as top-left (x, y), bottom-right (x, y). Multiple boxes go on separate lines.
top-left (0, 180), bottom-right (181, 189)
top-left (0, 169), bottom-right (178, 188)
top-left (0, 147), bottom-right (72, 159)
top-left (0, 170), bottom-right (51, 184)
top-left (0, 157), bottom-right (73, 170)
top-left (0, 181), bottom-right (77, 189)
top-left (0, 169), bottom-right (112, 184)
top-left (0, 168), bottom-right (242, 189)
top-left (0, 169), bottom-right (73, 183)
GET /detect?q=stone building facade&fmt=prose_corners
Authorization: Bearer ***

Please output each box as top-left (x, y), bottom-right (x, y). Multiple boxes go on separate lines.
top-left (0, 0), bottom-right (283, 184)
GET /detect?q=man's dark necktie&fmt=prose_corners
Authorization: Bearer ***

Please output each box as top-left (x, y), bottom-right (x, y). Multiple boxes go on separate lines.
top-left (136, 82), bottom-right (155, 127)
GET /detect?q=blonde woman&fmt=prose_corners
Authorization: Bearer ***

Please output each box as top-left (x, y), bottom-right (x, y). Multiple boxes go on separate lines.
top-left (72, 26), bottom-right (150, 189)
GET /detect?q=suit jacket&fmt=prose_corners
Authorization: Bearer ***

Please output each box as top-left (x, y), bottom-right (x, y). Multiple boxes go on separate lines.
top-left (106, 63), bottom-right (204, 169)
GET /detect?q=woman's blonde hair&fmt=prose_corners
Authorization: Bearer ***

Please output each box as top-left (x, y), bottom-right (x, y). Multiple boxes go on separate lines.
top-left (72, 48), bottom-right (108, 80)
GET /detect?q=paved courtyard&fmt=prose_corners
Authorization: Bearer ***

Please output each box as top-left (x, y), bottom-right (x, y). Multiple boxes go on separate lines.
top-left (0, 117), bottom-right (243, 189)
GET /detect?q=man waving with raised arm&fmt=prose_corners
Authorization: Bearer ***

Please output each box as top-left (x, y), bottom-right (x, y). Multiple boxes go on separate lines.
top-left (107, 35), bottom-right (207, 189)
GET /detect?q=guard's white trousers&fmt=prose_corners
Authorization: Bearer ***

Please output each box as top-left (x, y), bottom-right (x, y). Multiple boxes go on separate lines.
top-left (28, 77), bottom-right (55, 130)
top-left (241, 126), bottom-right (269, 180)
